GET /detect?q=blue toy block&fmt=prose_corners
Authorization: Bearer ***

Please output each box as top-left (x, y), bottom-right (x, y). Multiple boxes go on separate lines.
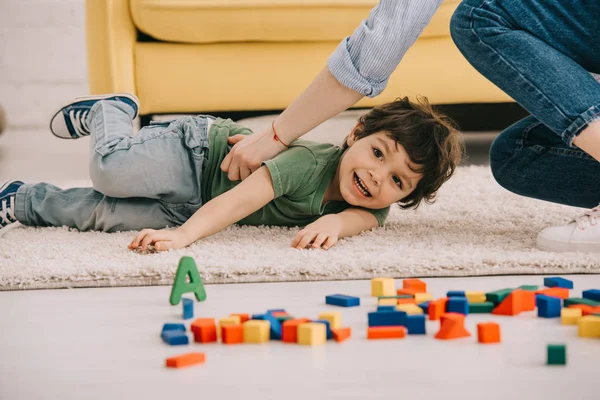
top-left (377, 305), bottom-right (396, 312)
top-left (418, 301), bottom-right (430, 313)
top-left (325, 294), bottom-right (360, 307)
top-left (253, 313), bottom-right (282, 340)
top-left (182, 298), bottom-right (194, 320)
top-left (161, 323), bottom-right (186, 337)
top-left (267, 309), bottom-right (286, 314)
top-left (313, 319), bottom-right (333, 340)
top-left (582, 289), bottom-right (600, 302)
top-left (161, 330), bottom-right (189, 345)
top-left (537, 295), bottom-right (562, 318)
top-left (447, 291), bottom-right (466, 297)
top-left (368, 311), bottom-right (407, 327)
top-left (543, 277), bottom-right (573, 289)
top-left (405, 314), bottom-right (426, 335)
top-left (446, 297), bottom-right (469, 315)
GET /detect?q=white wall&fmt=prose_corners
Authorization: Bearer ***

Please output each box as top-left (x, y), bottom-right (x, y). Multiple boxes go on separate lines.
top-left (0, 0), bottom-right (88, 128)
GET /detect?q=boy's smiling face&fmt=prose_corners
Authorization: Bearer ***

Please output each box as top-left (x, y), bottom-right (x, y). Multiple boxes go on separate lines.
top-left (329, 129), bottom-right (423, 209)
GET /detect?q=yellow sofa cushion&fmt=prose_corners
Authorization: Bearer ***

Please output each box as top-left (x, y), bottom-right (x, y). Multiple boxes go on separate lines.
top-left (130, 0), bottom-right (460, 44)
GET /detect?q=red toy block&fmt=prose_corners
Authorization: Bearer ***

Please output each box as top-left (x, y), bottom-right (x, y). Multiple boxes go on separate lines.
top-left (396, 288), bottom-right (419, 296)
top-left (191, 319), bottom-right (217, 343)
top-left (477, 322), bottom-right (501, 344)
top-left (492, 289), bottom-right (535, 315)
top-left (535, 287), bottom-right (569, 299)
top-left (271, 311), bottom-right (289, 317)
top-left (402, 278), bottom-right (427, 293)
top-left (282, 318), bottom-right (311, 343)
top-left (222, 324), bottom-right (244, 344)
top-left (428, 298), bottom-right (448, 321)
top-left (166, 352), bottom-right (206, 368)
top-left (397, 297), bottom-right (416, 305)
top-left (332, 327), bottom-right (352, 342)
top-left (435, 313), bottom-right (471, 340)
top-left (230, 313), bottom-right (250, 323)
top-left (568, 304), bottom-right (594, 316)
top-left (367, 326), bottom-right (406, 339)
top-left (191, 318), bottom-right (215, 334)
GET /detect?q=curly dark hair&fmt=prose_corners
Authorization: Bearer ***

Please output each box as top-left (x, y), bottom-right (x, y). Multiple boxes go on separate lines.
top-left (342, 96), bottom-right (465, 209)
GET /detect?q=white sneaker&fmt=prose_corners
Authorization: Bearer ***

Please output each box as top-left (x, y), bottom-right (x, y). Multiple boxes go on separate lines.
top-left (537, 205), bottom-right (600, 253)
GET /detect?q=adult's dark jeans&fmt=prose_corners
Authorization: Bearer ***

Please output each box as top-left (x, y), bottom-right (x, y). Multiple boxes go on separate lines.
top-left (450, 0), bottom-right (600, 209)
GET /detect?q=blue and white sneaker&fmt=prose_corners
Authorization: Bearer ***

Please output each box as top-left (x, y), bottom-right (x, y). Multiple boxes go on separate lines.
top-left (0, 180), bottom-right (24, 236)
top-left (49, 93), bottom-right (140, 139)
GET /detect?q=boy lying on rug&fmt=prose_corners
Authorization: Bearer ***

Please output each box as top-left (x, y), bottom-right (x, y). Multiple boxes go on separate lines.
top-left (0, 94), bottom-right (463, 251)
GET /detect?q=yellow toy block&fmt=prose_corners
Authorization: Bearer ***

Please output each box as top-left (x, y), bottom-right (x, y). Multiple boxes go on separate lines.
top-left (578, 315), bottom-right (600, 338)
top-left (371, 277), bottom-right (395, 297)
top-left (466, 291), bottom-right (487, 303)
top-left (414, 292), bottom-right (433, 303)
top-left (396, 303), bottom-right (424, 315)
top-left (378, 298), bottom-right (398, 306)
top-left (561, 308), bottom-right (583, 325)
top-left (243, 320), bottom-right (270, 343)
top-left (318, 311), bottom-right (341, 330)
top-left (297, 322), bottom-right (327, 346)
top-left (218, 316), bottom-right (241, 337)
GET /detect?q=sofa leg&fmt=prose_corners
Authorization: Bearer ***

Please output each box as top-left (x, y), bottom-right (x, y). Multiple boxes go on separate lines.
top-left (139, 114), bottom-right (152, 128)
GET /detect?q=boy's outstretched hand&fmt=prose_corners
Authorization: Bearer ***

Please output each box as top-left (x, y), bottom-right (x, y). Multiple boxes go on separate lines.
top-left (128, 228), bottom-right (191, 252)
top-left (291, 214), bottom-right (342, 250)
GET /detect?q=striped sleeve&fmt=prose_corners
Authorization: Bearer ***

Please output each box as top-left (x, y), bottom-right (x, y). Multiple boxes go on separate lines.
top-left (328, 0), bottom-right (443, 97)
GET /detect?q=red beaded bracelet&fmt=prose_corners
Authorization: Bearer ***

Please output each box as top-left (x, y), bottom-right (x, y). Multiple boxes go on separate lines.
top-left (272, 120), bottom-right (290, 147)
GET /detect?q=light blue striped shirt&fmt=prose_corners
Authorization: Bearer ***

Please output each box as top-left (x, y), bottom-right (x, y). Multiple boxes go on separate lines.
top-left (328, 0), bottom-right (443, 97)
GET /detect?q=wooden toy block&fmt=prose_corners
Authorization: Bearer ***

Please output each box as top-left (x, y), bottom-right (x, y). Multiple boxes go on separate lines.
top-left (537, 295), bottom-right (562, 318)
top-left (169, 256), bottom-right (207, 305)
top-left (567, 304), bottom-right (594, 316)
top-left (367, 326), bottom-right (406, 339)
top-left (447, 290), bottom-right (465, 298)
top-left (276, 315), bottom-right (294, 323)
top-left (564, 297), bottom-right (600, 307)
top-left (434, 313), bottom-right (471, 340)
top-left (230, 313), bottom-right (250, 323)
top-left (547, 344), bottom-right (566, 365)
top-left (578, 315), bottom-right (600, 338)
top-left (318, 312), bottom-right (342, 330)
top-left (544, 277), bottom-right (573, 289)
top-left (166, 352), bottom-right (205, 368)
top-left (417, 301), bottom-right (430, 313)
top-left (243, 320), bottom-right (271, 343)
top-left (492, 289), bottom-right (535, 316)
top-left (485, 288), bottom-right (513, 305)
top-left (161, 330), bottom-right (189, 345)
top-left (561, 308), bottom-right (583, 325)
top-left (190, 318), bottom-right (215, 333)
top-left (428, 299), bottom-right (447, 321)
top-left (582, 289), bottom-right (600, 302)
top-left (222, 324), bottom-right (244, 344)
top-left (191, 318), bottom-right (217, 343)
top-left (518, 285), bottom-right (539, 291)
top-left (281, 318), bottom-right (311, 343)
top-left (182, 298), bottom-right (194, 320)
top-left (469, 302), bottom-right (495, 314)
top-left (271, 311), bottom-right (288, 318)
top-left (267, 309), bottom-right (286, 314)
top-left (313, 319), bottom-right (333, 339)
top-left (397, 297), bottom-right (416, 305)
top-left (477, 322), bottom-right (500, 344)
top-left (378, 297), bottom-right (399, 306)
top-left (297, 322), bottom-right (327, 345)
top-left (161, 323), bottom-right (185, 337)
top-left (405, 314), bottom-right (426, 334)
top-left (414, 292), bottom-right (433, 303)
top-left (402, 278), bottom-right (427, 293)
top-left (396, 303), bottom-right (424, 315)
top-left (377, 305), bottom-right (396, 312)
top-left (368, 311), bottom-right (407, 327)
top-left (219, 316), bottom-right (241, 337)
top-left (465, 291), bottom-right (487, 303)
top-left (535, 287), bottom-right (569, 299)
top-left (396, 288), bottom-right (420, 296)
top-left (325, 294), bottom-right (360, 307)
top-left (371, 278), bottom-right (395, 297)
top-left (332, 327), bottom-right (352, 343)
top-left (447, 297), bottom-right (469, 315)
top-left (252, 313), bottom-right (283, 340)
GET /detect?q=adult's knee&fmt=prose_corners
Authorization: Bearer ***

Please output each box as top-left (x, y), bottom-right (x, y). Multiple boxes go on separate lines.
top-left (449, 1), bottom-right (475, 54)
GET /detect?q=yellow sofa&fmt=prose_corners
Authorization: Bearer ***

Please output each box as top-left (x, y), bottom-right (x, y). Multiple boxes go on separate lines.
top-left (85, 0), bottom-right (511, 120)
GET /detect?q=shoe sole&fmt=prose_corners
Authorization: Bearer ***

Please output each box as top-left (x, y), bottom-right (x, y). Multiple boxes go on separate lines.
top-left (537, 234), bottom-right (600, 253)
top-left (49, 93), bottom-right (140, 140)
top-left (0, 179), bottom-right (23, 237)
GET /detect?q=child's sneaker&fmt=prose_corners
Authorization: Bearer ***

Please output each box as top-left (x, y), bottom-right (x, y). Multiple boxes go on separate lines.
top-left (50, 93), bottom-right (140, 139)
top-left (0, 180), bottom-right (23, 236)
top-left (537, 205), bottom-right (600, 253)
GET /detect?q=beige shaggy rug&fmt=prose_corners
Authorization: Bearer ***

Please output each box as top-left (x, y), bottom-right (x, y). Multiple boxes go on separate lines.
top-left (0, 165), bottom-right (598, 291)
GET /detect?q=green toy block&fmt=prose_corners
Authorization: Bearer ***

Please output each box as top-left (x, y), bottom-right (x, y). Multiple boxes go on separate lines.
top-left (378, 295), bottom-right (413, 300)
top-left (563, 298), bottom-right (600, 307)
top-left (469, 302), bottom-right (495, 313)
top-left (169, 256), bottom-right (207, 305)
top-left (485, 289), bottom-right (513, 305)
top-left (547, 344), bottom-right (566, 365)
top-left (518, 285), bottom-right (539, 291)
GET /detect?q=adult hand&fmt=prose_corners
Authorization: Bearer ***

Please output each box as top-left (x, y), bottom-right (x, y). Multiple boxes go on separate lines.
top-left (220, 127), bottom-right (287, 181)
top-left (128, 228), bottom-right (192, 252)
top-left (290, 214), bottom-right (343, 250)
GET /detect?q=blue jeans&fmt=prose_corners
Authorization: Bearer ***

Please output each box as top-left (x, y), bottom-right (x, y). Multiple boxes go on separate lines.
top-left (450, 0), bottom-right (600, 208)
top-left (15, 100), bottom-right (210, 232)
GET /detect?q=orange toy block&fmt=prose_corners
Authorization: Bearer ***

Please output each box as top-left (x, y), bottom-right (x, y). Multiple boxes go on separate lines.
top-left (535, 287), bottom-right (569, 299)
top-left (191, 318), bottom-right (217, 343)
top-left (222, 324), bottom-right (244, 344)
top-left (402, 278), bottom-right (427, 293)
top-left (282, 318), bottom-right (311, 343)
top-left (492, 289), bottom-right (535, 315)
top-left (435, 313), bottom-right (471, 340)
top-left (568, 304), bottom-right (594, 316)
top-left (165, 352), bottom-right (206, 368)
top-left (396, 288), bottom-right (419, 296)
top-left (477, 322), bottom-right (501, 344)
top-left (230, 313), bottom-right (250, 323)
top-left (367, 326), bottom-right (406, 339)
top-left (428, 298), bottom-right (448, 321)
top-left (332, 327), bottom-right (352, 343)
top-left (271, 311), bottom-right (289, 317)
top-left (397, 297), bottom-right (416, 305)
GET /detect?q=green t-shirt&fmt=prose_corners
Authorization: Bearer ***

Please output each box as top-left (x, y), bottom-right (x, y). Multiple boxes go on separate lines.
top-left (200, 118), bottom-right (390, 227)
